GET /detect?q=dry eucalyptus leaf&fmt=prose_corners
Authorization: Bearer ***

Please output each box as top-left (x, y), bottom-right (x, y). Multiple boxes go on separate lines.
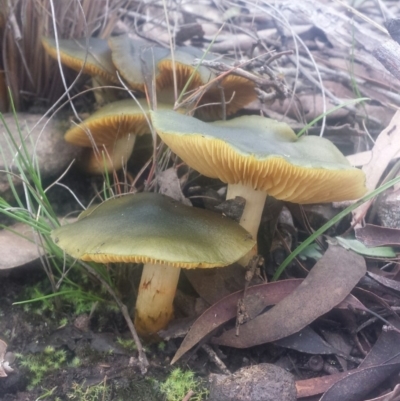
top-left (0, 222), bottom-right (43, 270)
top-left (320, 363), bottom-right (400, 401)
top-left (352, 110), bottom-right (400, 226)
top-left (212, 245), bottom-right (366, 348)
top-left (366, 272), bottom-right (400, 294)
top-left (274, 326), bottom-right (339, 356)
top-left (297, 320), bottom-right (400, 398)
top-left (172, 279), bottom-right (302, 364)
top-left (356, 224), bottom-right (400, 247)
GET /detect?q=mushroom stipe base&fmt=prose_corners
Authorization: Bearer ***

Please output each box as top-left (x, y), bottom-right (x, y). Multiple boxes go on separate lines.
top-left (134, 263), bottom-right (181, 336)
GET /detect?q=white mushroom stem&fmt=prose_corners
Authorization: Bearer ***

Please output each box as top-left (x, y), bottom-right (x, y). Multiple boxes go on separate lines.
top-left (226, 183), bottom-right (268, 240)
top-left (134, 263), bottom-right (181, 336)
top-left (226, 183), bottom-right (267, 265)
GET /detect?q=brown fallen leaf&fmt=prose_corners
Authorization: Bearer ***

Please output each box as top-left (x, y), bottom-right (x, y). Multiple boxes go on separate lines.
top-left (274, 326), bottom-right (341, 356)
top-left (297, 319), bottom-right (400, 398)
top-left (297, 364), bottom-right (400, 400)
top-left (296, 371), bottom-right (355, 399)
top-left (363, 383), bottom-right (400, 401)
top-left (366, 271), bottom-right (400, 294)
top-left (355, 224), bottom-right (400, 247)
top-left (172, 279), bottom-right (302, 364)
top-left (359, 320), bottom-right (400, 369)
top-left (0, 222), bottom-right (44, 270)
top-left (212, 245), bottom-right (366, 348)
top-left (172, 277), bottom-right (366, 364)
top-left (352, 110), bottom-right (400, 226)
top-left (320, 363), bottom-right (400, 401)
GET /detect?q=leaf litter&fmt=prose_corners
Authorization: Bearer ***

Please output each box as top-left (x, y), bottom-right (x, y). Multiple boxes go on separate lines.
top-left (173, 247), bottom-right (367, 363)
top-left (296, 320), bottom-right (400, 399)
top-left (3, 0), bottom-right (400, 399)
top-left (212, 245), bottom-right (366, 348)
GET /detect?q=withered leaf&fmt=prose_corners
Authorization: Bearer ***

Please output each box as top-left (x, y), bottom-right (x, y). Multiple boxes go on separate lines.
top-left (366, 271), bottom-right (400, 294)
top-left (172, 279), bottom-right (302, 364)
top-left (296, 319), bottom-right (400, 398)
top-left (212, 245), bottom-right (366, 348)
top-left (274, 326), bottom-right (338, 355)
top-left (0, 339), bottom-right (8, 377)
top-left (173, 276), bottom-right (366, 363)
top-left (320, 363), bottom-right (400, 401)
top-left (355, 224), bottom-right (400, 247)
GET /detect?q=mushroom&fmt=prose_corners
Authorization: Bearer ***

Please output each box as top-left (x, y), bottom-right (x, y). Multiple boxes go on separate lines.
top-left (51, 192), bottom-right (255, 336)
top-left (41, 37), bottom-right (118, 84)
top-left (65, 99), bottom-right (158, 173)
top-left (150, 110), bottom-right (367, 256)
top-left (108, 35), bottom-right (210, 98)
top-left (108, 34), bottom-right (256, 120)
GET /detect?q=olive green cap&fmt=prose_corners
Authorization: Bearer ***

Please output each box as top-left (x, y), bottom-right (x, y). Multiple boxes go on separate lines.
top-left (42, 37), bottom-right (118, 83)
top-left (108, 35), bottom-right (256, 119)
top-left (51, 193), bottom-right (255, 268)
top-left (150, 110), bottom-right (367, 203)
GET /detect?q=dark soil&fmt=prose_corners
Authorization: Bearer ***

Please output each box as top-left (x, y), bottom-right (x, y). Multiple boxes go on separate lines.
top-left (0, 265), bottom-right (178, 401)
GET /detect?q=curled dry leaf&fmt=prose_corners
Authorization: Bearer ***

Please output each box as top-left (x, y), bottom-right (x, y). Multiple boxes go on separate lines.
top-left (212, 245), bottom-right (366, 348)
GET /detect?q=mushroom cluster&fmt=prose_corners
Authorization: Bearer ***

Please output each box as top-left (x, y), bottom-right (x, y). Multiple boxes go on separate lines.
top-left (43, 34), bottom-right (257, 173)
top-left (150, 110), bottom-right (367, 260)
top-left (49, 34), bottom-right (367, 338)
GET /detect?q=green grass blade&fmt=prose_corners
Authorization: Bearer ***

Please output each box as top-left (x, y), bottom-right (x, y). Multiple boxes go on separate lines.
top-left (272, 175), bottom-right (400, 281)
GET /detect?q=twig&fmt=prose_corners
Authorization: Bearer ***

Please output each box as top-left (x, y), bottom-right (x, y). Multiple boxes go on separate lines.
top-left (235, 255), bottom-right (264, 336)
top-left (201, 344), bottom-right (231, 375)
top-left (80, 261), bottom-right (149, 374)
top-left (193, 58), bottom-right (287, 94)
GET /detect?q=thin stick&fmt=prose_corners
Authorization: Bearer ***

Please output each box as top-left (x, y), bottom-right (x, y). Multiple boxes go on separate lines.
top-left (80, 261), bottom-right (149, 374)
top-left (201, 344), bottom-right (231, 375)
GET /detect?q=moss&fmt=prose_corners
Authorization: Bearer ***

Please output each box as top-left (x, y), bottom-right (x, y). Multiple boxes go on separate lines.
top-left (160, 368), bottom-right (209, 401)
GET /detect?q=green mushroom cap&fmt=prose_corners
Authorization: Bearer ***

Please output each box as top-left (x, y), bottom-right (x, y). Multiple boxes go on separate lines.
top-left (150, 110), bottom-right (367, 203)
top-left (42, 37), bottom-right (118, 83)
top-left (51, 193), bottom-right (255, 268)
